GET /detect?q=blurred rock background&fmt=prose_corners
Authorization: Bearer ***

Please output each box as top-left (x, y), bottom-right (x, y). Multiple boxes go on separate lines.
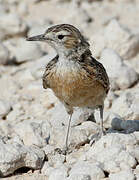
top-left (0, 0), bottom-right (139, 179)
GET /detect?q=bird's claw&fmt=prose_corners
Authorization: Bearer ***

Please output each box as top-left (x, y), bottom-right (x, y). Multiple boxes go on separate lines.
top-left (90, 130), bottom-right (106, 146)
top-left (54, 147), bottom-right (71, 155)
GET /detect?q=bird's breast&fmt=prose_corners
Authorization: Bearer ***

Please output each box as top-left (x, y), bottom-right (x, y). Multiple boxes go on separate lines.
top-left (46, 61), bottom-right (103, 107)
top-left (50, 61), bottom-right (84, 95)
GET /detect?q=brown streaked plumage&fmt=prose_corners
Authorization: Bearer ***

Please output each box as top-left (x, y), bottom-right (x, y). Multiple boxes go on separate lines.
top-left (27, 24), bottom-right (110, 153)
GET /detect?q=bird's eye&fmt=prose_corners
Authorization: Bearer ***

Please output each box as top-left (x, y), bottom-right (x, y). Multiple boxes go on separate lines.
top-left (58, 35), bottom-right (64, 40)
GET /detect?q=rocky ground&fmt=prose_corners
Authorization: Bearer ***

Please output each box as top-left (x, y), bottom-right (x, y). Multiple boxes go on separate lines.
top-left (0, 0), bottom-right (139, 179)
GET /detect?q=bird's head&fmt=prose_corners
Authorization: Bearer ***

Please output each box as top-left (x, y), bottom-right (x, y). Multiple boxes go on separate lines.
top-left (27, 24), bottom-right (89, 57)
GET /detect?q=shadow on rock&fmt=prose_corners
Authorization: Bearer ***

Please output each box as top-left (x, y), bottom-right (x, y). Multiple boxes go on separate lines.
top-left (109, 117), bottom-right (139, 134)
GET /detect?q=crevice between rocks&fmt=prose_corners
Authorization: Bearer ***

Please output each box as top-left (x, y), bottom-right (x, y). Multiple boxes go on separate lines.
top-left (104, 170), bottom-right (109, 178)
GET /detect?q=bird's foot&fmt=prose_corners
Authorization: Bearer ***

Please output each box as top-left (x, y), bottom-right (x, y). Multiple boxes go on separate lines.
top-left (90, 130), bottom-right (106, 146)
top-left (54, 147), bottom-right (71, 155)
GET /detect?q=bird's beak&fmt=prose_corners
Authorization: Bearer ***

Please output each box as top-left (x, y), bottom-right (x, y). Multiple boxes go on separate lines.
top-left (26, 34), bottom-right (47, 41)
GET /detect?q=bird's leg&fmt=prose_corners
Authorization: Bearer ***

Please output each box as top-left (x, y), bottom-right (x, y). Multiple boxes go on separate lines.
top-left (99, 105), bottom-right (105, 136)
top-left (65, 112), bottom-right (73, 152)
top-left (90, 105), bottom-right (105, 145)
top-left (55, 107), bottom-right (73, 155)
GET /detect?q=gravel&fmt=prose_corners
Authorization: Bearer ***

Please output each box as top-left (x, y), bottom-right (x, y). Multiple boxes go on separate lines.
top-left (0, 0), bottom-right (139, 179)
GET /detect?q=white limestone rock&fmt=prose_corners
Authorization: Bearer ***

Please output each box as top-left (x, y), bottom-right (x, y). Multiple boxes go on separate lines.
top-left (92, 19), bottom-right (139, 59)
top-left (111, 89), bottom-right (139, 120)
top-left (41, 161), bottom-right (54, 177)
top-left (134, 165), bottom-right (139, 179)
top-left (49, 121), bottom-right (98, 149)
top-left (0, 121), bottom-right (12, 137)
top-left (13, 120), bottom-right (50, 147)
top-left (94, 110), bottom-right (121, 129)
top-left (27, 18), bottom-right (52, 39)
top-left (0, 13), bottom-right (27, 40)
top-left (17, 2), bottom-right (28, 16)
top-left (68, 161), bottom-right (105, 180)
top-left (90, 31), bottom-right (105, 59)
top-left (0, 43), bottom-right (9, 65)
top-left (109, 170), bottom-right (135, 180)
top-left (4, 38), bottom-right (44, 63)
top-left (86, 133), bottom-right (137, 173)
top-left (0, 75), bottom-right (18, 100)
top-left (47, 153), bottom-right (66, 168)
top-left (29, 54), bottom-right (55, 80)
top-left (48, 165), bottom-right (68, 180)
top-left (104, 19), bottom-right (139, 59)
top-left (67, 174), bottom-right (91, 180)
top-left (0, 99), bottom-right (11, 119)
top-left (0, 141), bottom-right (45, 177)
top-left (0, 4), bottom-right (7, 16)
top-left (46, 102), bottom-right (94, 128)
top-left (100, 48), bottom-right (138, 90)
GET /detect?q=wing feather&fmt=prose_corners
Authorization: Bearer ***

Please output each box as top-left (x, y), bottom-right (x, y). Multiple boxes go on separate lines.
top-left (81, 55), bottom-right (110, 94)
top-left (42, 55), bottom-right (58, 89)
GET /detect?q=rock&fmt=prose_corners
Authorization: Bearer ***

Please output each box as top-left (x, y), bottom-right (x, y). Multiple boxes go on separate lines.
top-left (8, 135), bottom-right (24, 145)
top-left (94, 110), bottom-right (121, 129)
top-left (0, 121), bottom-right (12, 137)
top-left (27, 19), bottom-right (52, 38)
top-left (86, 133), bottom-right (137, 173)
top-left (48, 165), bottom-right (68, 180)
top-left (2, 1), bottom-right (28, 17)
top-left (0, 13), bottom-right (27, 40)
top-left (13, 120), bottom-right (50, 147)
top-left (68, 161), bottom-right (105, 180)
top-left (0, 99), bottom-right (11, 119)
top-left (92, 19), bottom-right (139, 59)
top-left (66, 144), bottom-right (90, 164)
top-left (49, 121), bottom-right (97, 149)
top-left (104, 91), bottom-right (118, 109)
top-left (45, 151), bottom-right (66, 167)
top-left (17, 2), bottom-right (28, 16)
top-left (104, 19), bottom-right (139, 59)
top-left (43, 145), bottom-right (55, 156)
top-left (90, 31), bottom-right (105, 59)
top-left (0, 75), bottom-right (19, 100)
top-left (0, 141), bottom-right (45, 177)
top-left (41, 161), bottom-right (55, 176)
top-left (125, 54), bottom-right (139, 74)
top-left (4, 38), bottom-right (44, 63)
top-left (0, 43), bottom-right (9, 65)
top-left (29, 54), bottom-right (55, 80)
top-left (14, 69), bottom-right (35, 87)
top-left (77, 121), bottom-right (100, 137)
top-left (0, 1), bottom-right (139, 180)
top-left (21, 83), bottom-right (43, 104)
top-left (25, 100), bottom-right (47, 117)
top-left (46, 102), bottom-right (94, 128)
top-left (65, 7), bottom-right (92, 30)
top-left (6, 102), bottom-right (23, 122)
top-left (67, 174), bottom-right (91, 180)
top-left (100, 48), bottom-right (138, 90)
top-left (49, 126), bottom-right (87, 149)
top-left (127, 141), bottom-right (139, 164)
top-left (43, 145), bottom-right (67, 168)
top-left (109, 170), bottom-right (135, 180)
top-left (111, 118), bottom-right (139, 133)
top-left (134, 165), bottom-right (139, 179)
top-left (111, 89), bottom-right (139, 120)
top-left (1, 172), bottom-right (47, 180)
top-left (0, 4), bottom-right (7, 15)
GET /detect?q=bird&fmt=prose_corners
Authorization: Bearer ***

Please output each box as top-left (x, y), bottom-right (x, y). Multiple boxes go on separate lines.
top-left (27, 24), bottom-right (110, 152)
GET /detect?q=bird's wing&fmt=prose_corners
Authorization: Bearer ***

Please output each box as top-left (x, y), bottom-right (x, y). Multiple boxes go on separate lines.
top-left (42, 55), bottom-right (58, 89)
top-left (82, 56), bottom-right (110, 94)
